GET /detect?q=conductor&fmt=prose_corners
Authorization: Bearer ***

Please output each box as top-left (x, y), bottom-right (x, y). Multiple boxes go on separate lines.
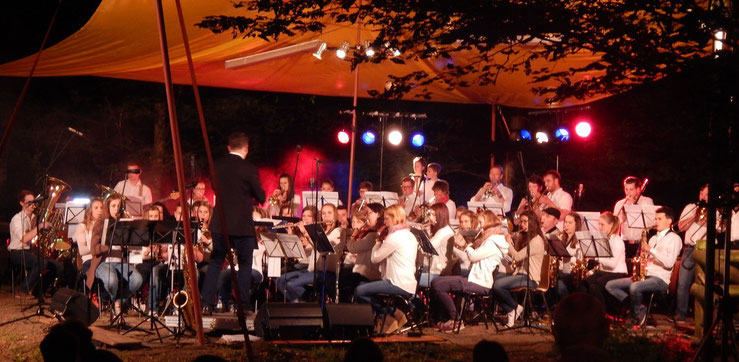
top-left (200, 132), bottom-right (266, 315)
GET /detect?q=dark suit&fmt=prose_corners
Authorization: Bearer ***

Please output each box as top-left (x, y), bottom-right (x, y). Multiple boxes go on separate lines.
top-left (201, 153), bottom-right (266, 308)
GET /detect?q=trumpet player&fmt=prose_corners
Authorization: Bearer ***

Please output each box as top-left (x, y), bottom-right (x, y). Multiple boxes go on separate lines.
top-left (674, 184), bottom-right (709, 323)
top-left (605, 207), bottom-right (682, 326)
top-left (543, 170), bottom-right (573, 229)
top-left (471, 165), bottom-right (514, 214)
top-left (268, 173), bottom-right (299, 217)
top-left (514, 175), bottom-right (555, 223)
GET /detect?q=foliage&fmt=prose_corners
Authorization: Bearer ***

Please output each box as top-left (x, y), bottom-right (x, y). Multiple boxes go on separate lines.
top-left (196, 0), bottom-right (736, 103)
top-left (605, 323), bottom-right (695, 362)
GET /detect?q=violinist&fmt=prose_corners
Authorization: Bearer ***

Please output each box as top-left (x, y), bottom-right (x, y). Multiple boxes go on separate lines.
top-left (341, 207), bottom-right (383, 302)
top-left (578, 212), bottom-right (627, 310)
top-left (431, 210), bottom-right (508, 332)
top-left (514, 175), bottom-right (556, 223)
top-left (451, 210), bottom-right (478, 276)
top-left (419, 203), bottom-right (456, 287)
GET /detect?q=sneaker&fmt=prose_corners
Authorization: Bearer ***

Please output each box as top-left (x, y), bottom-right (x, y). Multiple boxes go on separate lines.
top-left (437, 320), bottom-right (455, 332)
top-left (393, 309), bottom-right (408, 329)
top-left (381, 314), bottom-right (399, 335)
top-left (506, 309), bottom-right (517, 327)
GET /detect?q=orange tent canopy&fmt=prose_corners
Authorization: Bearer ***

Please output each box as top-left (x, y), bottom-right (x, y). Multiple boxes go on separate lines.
top-left (0, 0), bottom-right (607, 108)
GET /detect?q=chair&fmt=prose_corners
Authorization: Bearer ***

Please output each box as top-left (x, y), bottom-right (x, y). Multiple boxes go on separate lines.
top-left (452, 266), bottom-right (500, 333)
top-left (507, 254), bottom-right (552, 329)
top-left (374, 266), bottom-right (425, 335)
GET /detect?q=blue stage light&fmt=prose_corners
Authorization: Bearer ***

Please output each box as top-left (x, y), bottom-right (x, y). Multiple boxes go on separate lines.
top-left (555, 128), bottom-right (570, 141)
top-left (520, 130), bottom-right (532, 140)
top-left (361, 131), bottom-right (376, 145)
top-left (411, 133), bottom-right (425, 147)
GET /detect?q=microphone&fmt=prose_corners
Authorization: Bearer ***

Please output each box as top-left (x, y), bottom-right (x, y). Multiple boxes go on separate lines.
top-left (29, 194), bottom-right (47, 204)
top-left (173, 182), bottom-right (198, 192)
top-left (296, 145), bottom-right (302, 152)
top-left (309, 177), bottom-right (315, 189)
top-left (68, 127), bottom-right (84, 137)
top-left (314, 158), bottom-right (323, 164)
top-left (124, 169), bottom-right (141, 174)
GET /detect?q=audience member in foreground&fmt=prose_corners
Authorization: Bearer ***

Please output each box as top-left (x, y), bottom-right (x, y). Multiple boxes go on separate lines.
top-left (552, 292), bottom-right (610, 361)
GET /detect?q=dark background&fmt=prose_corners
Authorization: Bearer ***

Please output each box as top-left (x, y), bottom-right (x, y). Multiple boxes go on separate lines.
top-left (0, 1), bottom-right (736, 221)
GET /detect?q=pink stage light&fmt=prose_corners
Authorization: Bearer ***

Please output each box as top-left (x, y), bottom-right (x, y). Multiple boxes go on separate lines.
top-left (575, 121), bottom-right (592, 138)
top-left (337, 130), bottom-right (350, 144)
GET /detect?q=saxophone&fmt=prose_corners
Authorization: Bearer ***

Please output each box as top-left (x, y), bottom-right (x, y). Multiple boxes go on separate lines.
top-left (172, 245), bottom-right (196, 330)
top-left (571, 259), bottom-right (588, 287)
top-left (548, 257), bottom-right (560, 288)
top-left (631, 229), bottom-right (649, 281)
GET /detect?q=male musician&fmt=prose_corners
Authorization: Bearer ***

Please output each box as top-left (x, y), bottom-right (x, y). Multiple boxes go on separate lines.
top-left (113, 161), bottom-right (153, 216)
top-left (320, 179), bottom-right (343, 206)
top-left (543, 170), bottom-right (573, 228)
top-left (336, 205), bottom-right (349, 228)
top-left (8, 190), bottom-right (51, 298)
top-left (605, 207), bottom-right (682, 325)
top-left (351, 181), bottom-right (373, 214)
top-left (471, 164), bottom-right (514, 214)
top-left (431, 180), bottom-right (456, 218)
top-left (425, 163), bottom-right (443, 202)
top-left (200, 132), bottom-right (266, 315)
top-left (411, 156), bottom-right (429, 202)
top-left (541, 207), bottom-right (561, 239)
top-left (399, 176), bottom-right (416, 216)
top-left (674, 184), bottom-right (709, 322)
top-left (613, 176), bottom-right (654, 257)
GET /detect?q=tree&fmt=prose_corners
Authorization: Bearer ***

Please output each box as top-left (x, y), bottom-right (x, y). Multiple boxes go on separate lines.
top-left (196, 0), bottom-right (736, 103)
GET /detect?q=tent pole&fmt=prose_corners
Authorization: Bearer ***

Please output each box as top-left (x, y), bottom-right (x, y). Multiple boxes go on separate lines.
top-left (0, 0), bottom-right (62, 159)
top-left (346, 4), bottom-right (363, 208)
top-left (173, 0), bottom-right (254, 357)
top-left (153, 0), bottom-right (205, 347)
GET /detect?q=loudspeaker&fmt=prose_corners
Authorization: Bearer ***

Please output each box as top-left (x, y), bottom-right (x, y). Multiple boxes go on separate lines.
top-left (254, 303), bottom-right (323, 340)
top-left (323, 303), bottom-right (374, 339)
top-left (49, 288), bottom-right (99, 326)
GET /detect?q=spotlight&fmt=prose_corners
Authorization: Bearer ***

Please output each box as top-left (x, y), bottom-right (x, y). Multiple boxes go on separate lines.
top-left (361, 130), bottom-right (376, 145)
top-left (520, 129), bottom-right (532, 140)
top-left (336, 41), bottom-right (349, 59)
top-left (554, 128), bottom-right (570, 141)
top-left (535, 131), bottom-right (549, 144)
top-left (364, 41), bottom-right (375, 57)
top-left (391, 48), bottom-right (401, 57)
top-left (312, 41), bottom-right (327, 59)
top-left (575, 121), bottom-right (592, 138)
top-left (387, 130), bottom-right (403, 146)
top-left (337, 129), bottom-right (350, 144)
top-left (411, 133), bottom-right (425, 147)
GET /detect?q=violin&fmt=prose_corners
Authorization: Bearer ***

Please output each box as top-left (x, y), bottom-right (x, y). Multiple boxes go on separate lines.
top-left (351, 221), bottom-right (371, 240)
top-left (376, 225), bottom-right (389, 242)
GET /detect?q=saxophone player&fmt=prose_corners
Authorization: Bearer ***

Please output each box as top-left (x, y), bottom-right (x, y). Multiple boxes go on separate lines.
top-left (577, 212), bottom-right (627, 310)
top-left (605, 207), bottom-right (682, 326)
top-left (553, 212), bottom-right (582, 302)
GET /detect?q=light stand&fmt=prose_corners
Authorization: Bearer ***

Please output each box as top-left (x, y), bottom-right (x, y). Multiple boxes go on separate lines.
top-left (289, 146), bottom-right (302, 218)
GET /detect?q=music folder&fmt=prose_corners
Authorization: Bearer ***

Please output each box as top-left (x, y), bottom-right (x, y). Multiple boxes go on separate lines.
top-left (575, 230), bottom-right (613, 258)
top-left (363, 191), bottom-right (399, 207)
top-left (467, 201), bottom-right (504, 216)
top-left (410, 227), bottom-right (438, 256)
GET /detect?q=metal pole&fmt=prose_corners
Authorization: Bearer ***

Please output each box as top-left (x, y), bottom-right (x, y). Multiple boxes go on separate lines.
top-left (153, 0), bottom-right (204, 346)
top-left (346, 5), bottom-right (362, 208)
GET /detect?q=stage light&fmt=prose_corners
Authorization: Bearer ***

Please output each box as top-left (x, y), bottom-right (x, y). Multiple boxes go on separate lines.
top-left (520, 129), bottom-right (532, 140)
top-left (361, 130), bottom-right (376, 145)
top-left (575, 121), bottom-right (592, 138)
top-left (312, 41), bottom-right (327, 59)
top-left (555, 128), bottom-right (570, 141)
top-left (388, 130), bottom-right (403, 146)
top-left (364, 41), bottom-right (375, 57)
top-left (411, 133), bottom-right (425, 147)
top-left (714, 30), bottom-right (726, 52)
top-left (535, 131), bottom-right (549, 144)
top-left (337, 129), bottom-right (350, 144)
top-left (336, 41), bottom-right (349, 59)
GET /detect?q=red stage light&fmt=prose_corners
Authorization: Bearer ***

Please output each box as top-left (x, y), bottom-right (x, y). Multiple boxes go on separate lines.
top-left (337, 130), bottom-right (350, 144)
top-left (575, 121), bottom-right (592, 138)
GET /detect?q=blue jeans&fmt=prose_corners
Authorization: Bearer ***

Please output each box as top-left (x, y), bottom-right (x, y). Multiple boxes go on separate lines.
top-left (96, 262), bottom-right (143, 302)
top-left (418, 272), bottom-right (439, 288)
top-left (218, 268), bottom-right (263, 306)
top-left (9, 250), bottom-right (41, 295)
top-left (605, 276), bottom-right (667, 321)
top-left (491, 274), bottom-right (537, 313)
top-left (556, 273), bottom-right (574, 302)
top-left (276, 270), bottom-right (316, 302)
top-left (675, 246), bottom-right (695, 319)
top-left (148, 263), bottom-right (167, 309)
top-left (354, 279), bottom-right (412, 313)
top-left (200, 234), bottom-right (255, 308)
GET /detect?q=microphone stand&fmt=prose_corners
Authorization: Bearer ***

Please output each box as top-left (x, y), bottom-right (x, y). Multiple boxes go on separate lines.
top-left (289, 146), bottom-right (301, 218)
top-left (311, 159), bottom-right (320, 302)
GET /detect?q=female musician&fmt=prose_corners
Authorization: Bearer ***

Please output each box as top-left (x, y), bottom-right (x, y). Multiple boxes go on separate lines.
top-left (431, 210), bottom-right (508, 331)
top-left (195, 201), bottom-right (213, 265)
top-left (287, 205), bottom-right (317, 270)
top-left (88, 195), bottom-right (144, 315)
top-left (419, 203), bottom-right (456, 287)
top-left (341, 208), bottom-right (382, 302)
top-left (75, 198), bottom-right (104, 274)
top-left (355, 205), bottom-right (418, 335)
top-left (514, 175), bottom-right (555, 223)
top-left (554, 212), bottom-right (583, 301)
top-left (577, 212), bottom-right (627, 309)
top-left (268, 173), bottom-right (300, 217)
top-left (492, 210), bottom-right (546, 327)
top-left (451, 210), bottom-right (478, 276)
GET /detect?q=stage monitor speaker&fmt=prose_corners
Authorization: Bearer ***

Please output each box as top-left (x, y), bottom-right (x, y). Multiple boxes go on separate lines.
top-left (49, 288), bottom-right (99, 326)
top-left (324, 303), bottom-right (374, 340)
top-left (254, 303), bottom-right (323, 340)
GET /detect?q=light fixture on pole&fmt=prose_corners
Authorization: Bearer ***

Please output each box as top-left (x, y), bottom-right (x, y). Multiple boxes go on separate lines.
top-left (364, 41), bottom-right (375, 57)
top-left (225, 39), bottom-right (327, 69)
top-left (312, 41), bottom-right (327, 59)
top-left (336, 41), bottom-right (350, 59)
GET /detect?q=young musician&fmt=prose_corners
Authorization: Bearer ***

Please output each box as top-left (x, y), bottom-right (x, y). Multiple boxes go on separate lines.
top-left (336, 205), bottom-right (349, 228)
top-left (605, 207), bottom-right (682, 325)
top-left (451, 210), bottom-right (478, 276)
top-left (543, 170), bottom-right (574, 227)
top-left (399, 176), bottom-right (416, 216)
top-left (432, 210), bottom-right (508, 332)
top-left (419, 203), bottom-right (456, 287)
top-left (268, 173), bottom-right (300, 217)
top-left (425, 163), bottom-right (443, 203)
top-left (354, 205), bottom-right (418, 334)
top-left (74, 198), bottom-right (104, 274)
top-left (578, 212), bottom-right (628, 309)
top-left (674, 184), bottom-right (709, 322)
top-left (471, 165), bottom-right (514, 214)
top-left (341, 208), bottom-right (382, 302)
top-left (88, 195), bottom-right (144, 314)
top-left (411, 157), bottom-right (432, 204)
top-left (8, 190), bottom-right (52, 298)
top-left (431, 180), bottom-right (457, 219)
top-left (613, 176), bottom-right (654, 258)
top-left (553, 212), bottom-right (582, 300)
top-left (113, 161), bottom-right (153, 215)
top-left (134, 204), bottom-right (161, 302)
top-left (541, 207), bottom-right (561, 239)
top-left (351, 181), bottom-right (374, 214)
top-left (514, 175), bottom-right (555, 223)
top-left (492, 210), bottom-right (546, 327)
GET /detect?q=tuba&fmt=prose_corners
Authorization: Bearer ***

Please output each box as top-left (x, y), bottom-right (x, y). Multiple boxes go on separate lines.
top-left (33, 177), bottom-right (71, 258)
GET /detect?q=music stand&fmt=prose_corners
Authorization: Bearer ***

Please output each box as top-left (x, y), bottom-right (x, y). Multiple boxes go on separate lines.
top-left (575, 230), bottom-right (613, 259)
top-left (304, 224), bottom-right (336, 308)
top-left (63, 202), bottom-right (86, 224)
top-left (123, 199), bottom-right (143, 218)
top-left (302, 191), bottom-right (339, 209)
top-left (107, 220), bottom-right (151, 333)
top-left (410, 227), bottom-right (438, 289)
top-left (624, 204), bottom-right (660, 230)
top-left (546, 236), bottom-right (573, 259)
top-left (364, 191), bottom-right (399, 207)
top-left (576, 211), bottom-right (601, 232)
top-left (262, 232), bottom-right (307, 303)
top-left (449, 218), bottom-right (460, 231)
top-left (467, 201), bottom-right (504, 216)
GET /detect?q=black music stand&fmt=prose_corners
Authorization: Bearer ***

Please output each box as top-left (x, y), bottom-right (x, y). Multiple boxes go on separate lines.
top-left (624, 204), bottom-right (658, 230)
top-left (261, 232), bottom-right (307, 303)
top-left (364, 191), bottom-right (399, 208)
top-left (107, 220), bottom-right (151, 333)
top-left (575, 230), bottom-right (613, 259)
top-left (411, 227), bottom-right (438, 288)
top-left (304, 224), bottom-right (335, 309)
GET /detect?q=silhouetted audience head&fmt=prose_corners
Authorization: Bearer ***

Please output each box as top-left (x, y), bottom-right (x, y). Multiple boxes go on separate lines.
top-left (40, 320), bottom-right (121, 362)
top-left (473, 340), bottom-right (508, 362)
top-left (553, 292), bottom-right (610, 361)
top-left (193, 355), bottom-right (227, 362)
top-left (344, 337), bottom-right (382, 362)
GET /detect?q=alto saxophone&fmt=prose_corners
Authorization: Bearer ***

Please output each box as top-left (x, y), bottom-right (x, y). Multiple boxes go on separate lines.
top-left (631, 229), bottom-right (649, 282)
top-left (571, 259), bottom-right (588, 287)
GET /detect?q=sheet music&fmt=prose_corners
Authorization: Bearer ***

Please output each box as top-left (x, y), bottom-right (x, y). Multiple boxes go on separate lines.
top-left (576, 211), bottom-right (601, 231)
top-left (467, 201), bottom-right (505, 216)
top-left (576, 230), bottom-right (612, 258)
top-left (267, 257), bottom-right (281, 278)
top-left (624, 204), bottom-right (660, 228)
top-left (363, 191), bottom-right (399, 206)
top-left (301, 191), bottom-right (340, 208)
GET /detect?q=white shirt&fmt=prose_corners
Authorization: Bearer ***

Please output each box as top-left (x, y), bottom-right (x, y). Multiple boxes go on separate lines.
top-left (308, 227), bottom-right (344, 272)
top-left (252, 241), bottom-right (266, 276)
top-left (597, 234), bottom-right (627, 274)
top-left (613, 196), bottom-right (654, 241)
top-left (74, 222), bottom-right (93, 263)
top-left (548, 188), bottom-right (573, 229)
top-left (444, 199), bottom-right (457, 220)
top-left (8, 211), bottom-right (32, 251)
top-left (471, 183), bottom-right (514, 214)
top-left (466, 234), bottom-right (507, 289)
top-left (426, 225), bottom-right (455, 275)
top-left (371, 226), bottom-right (418, 294)
top-left (646, 229), bottom-right (683, 285)
top-left (732, 210), bottom-right (739, 242)
top-left (680, 203), bottom-right (705, 246)
top-left (114, 179), bottom-right (153, 207)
